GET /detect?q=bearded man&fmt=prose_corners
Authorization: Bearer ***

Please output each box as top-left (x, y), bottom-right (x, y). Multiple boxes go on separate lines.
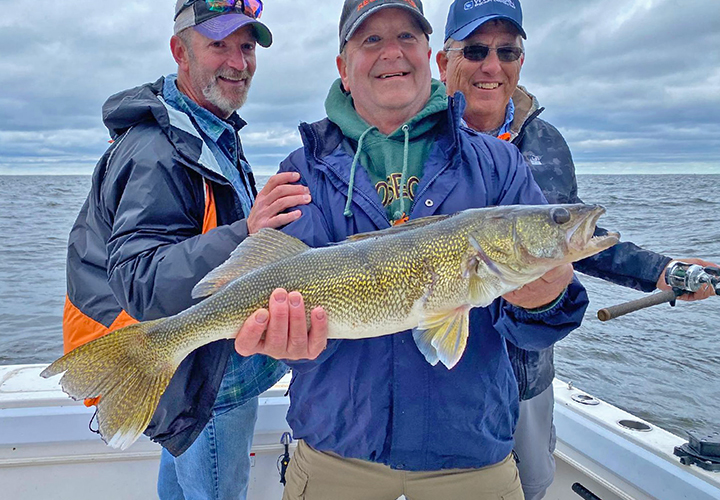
top-left (62, 1), bottom-right (317, 498)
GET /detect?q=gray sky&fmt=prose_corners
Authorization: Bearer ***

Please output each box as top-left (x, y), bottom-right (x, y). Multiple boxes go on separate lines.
top-left (1, 0), bottom-right (718, 175)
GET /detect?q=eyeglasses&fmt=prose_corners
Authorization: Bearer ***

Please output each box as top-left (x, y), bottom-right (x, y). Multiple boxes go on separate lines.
top-left (445, 44), bottom-right (523, 63)
top-left (177, 0), bottom-right (264, 20)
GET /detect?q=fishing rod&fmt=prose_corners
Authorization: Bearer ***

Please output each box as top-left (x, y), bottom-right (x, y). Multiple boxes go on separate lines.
top-left (597, 261), bottom-right (720, 321)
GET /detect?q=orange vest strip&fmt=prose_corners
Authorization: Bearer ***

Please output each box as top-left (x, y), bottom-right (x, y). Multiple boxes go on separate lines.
top-left (62, 179), bottom-right (219, 353)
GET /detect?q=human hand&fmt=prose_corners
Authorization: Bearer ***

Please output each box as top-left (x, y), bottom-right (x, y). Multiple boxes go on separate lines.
top-left (503, 264), bottom-right (574, 310)
top-left (235, 288), bottom-right (328, 360)
top-left (656, 258), bottom-right (718, 301)
top-left (247, 172), bottom-right (311, 234)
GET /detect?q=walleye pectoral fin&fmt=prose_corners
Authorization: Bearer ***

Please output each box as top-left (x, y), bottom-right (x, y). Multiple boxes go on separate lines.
top-left (412, 329), bottom-right (440, 366)
top-left (464, 237), bottom-right (508, 307)
top-left (192, 228), bottom-right (310, 298)
top-left (412, 307), bottom-right (470, 369)
top-left (345, 214), bottom-right (453, 242)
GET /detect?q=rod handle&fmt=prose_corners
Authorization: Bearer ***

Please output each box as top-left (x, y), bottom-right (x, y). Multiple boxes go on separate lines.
top-left (597, 289), bottom-right (678, 322)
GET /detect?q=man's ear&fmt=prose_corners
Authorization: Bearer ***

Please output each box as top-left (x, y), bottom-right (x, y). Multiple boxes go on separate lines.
top-left (336, 54), bottom-right (350, 93)
top-left (436, 50), bottom-right (449, 84)
top-left (170, 35), bottom-right (190, 71)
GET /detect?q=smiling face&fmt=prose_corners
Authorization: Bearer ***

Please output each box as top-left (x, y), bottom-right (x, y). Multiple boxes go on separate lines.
top-left (337, 8), bottom-right (432, 135)
top-left (437, 20), bottom-right (524, 133)
top-left (171, 25), bottom-right (257, 119)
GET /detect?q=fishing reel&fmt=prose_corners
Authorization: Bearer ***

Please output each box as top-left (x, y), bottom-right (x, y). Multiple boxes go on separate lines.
top-left (598, 260), bottom-right (719, 321)
top-left (665, 261), bottom-right (720, 296)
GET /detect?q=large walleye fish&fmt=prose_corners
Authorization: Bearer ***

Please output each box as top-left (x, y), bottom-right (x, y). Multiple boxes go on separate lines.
top-left (42, 204), bottom-right (618, 449)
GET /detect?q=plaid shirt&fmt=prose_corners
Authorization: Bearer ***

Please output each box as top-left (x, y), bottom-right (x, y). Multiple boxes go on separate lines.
top-left (163, 74), bottom-right (288, 407)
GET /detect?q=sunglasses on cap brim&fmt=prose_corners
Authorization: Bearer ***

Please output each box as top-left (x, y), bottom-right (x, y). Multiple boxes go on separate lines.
top-left (176, 0), bottom-right (263, 20)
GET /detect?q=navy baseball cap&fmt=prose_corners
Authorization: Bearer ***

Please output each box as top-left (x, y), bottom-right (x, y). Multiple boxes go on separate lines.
top-left (444, 0), bottom-right (526, 42)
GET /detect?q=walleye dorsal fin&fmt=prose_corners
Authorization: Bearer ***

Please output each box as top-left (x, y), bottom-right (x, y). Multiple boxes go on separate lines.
top-left (412, 306), bottom-right (470, 369)
top-left (346, 214), bottom-right (453, 242)
top-left (192, 228), bottom-right (310, 299)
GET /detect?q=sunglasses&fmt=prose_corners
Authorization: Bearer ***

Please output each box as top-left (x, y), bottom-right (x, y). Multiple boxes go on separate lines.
top-left (446, 44), bottom-right (523, 63)
top-left (178, 0), bottom-right (263, 20)
top-left (208, 0), bottom-right (262, 18)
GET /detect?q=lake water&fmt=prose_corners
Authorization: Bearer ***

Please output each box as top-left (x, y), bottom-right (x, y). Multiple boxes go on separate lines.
top-left (0, 174), bottom-right (718, 438)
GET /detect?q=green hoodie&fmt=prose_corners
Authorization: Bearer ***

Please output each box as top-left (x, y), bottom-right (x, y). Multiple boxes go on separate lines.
top-left (325, 78), bottom-right (448, 223)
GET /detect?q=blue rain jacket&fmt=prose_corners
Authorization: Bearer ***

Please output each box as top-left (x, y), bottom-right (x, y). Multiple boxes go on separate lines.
top-left (277, 94), bottom-right (589, 471)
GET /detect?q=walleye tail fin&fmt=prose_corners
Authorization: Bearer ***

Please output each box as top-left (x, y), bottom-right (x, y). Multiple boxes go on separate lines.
top-left (412, 307), bottom-right (470, 370)
top-left (41, 318), bottom-right (175, 449)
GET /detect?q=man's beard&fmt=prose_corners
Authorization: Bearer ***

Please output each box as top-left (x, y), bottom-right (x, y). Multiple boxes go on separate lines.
top-left (196, 68), bottom-right (253, 116)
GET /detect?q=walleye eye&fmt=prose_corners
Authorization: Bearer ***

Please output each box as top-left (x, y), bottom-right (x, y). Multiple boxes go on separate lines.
top-left (551, 207), bottom-right (571, 225)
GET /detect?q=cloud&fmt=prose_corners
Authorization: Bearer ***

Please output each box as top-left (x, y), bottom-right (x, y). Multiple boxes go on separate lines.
top-left (0, 0), bottom-right (718, 175)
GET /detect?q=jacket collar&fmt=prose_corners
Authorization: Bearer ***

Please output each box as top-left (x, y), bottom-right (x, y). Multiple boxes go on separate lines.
top-left (508, 85), bottom-right (544, 142)
top-left (103, 76), bottom-right (236, 188)
top-left (299, 91), bottom-right (468, 174)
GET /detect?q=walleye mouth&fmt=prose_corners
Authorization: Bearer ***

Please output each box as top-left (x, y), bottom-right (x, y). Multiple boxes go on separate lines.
top-left (567, 205), bottom-right (619, 258)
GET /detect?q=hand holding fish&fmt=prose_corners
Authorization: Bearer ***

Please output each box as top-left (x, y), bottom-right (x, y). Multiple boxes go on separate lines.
top-left (235, 288), bottom-right (328, 360)
top-left (247, 172), bottom-right (312, 233)
top-left (502, 264), bottom-right (575, 310)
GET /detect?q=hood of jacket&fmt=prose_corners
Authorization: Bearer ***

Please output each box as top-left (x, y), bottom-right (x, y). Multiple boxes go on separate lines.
top-left (324, 78), bottom-right (449, 219)
top-left (325, 78), bottom-right (448, 143)
top-left (102, 77), bottom-right (170, 140)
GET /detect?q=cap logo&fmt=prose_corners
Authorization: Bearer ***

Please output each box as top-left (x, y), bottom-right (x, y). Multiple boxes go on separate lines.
top-left (357, 0), bottom-right (418, 12)
top-left (464, 0), bottom-right (516, 11)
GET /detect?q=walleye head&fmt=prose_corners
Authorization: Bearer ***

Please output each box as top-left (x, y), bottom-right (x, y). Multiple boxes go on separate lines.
top-left (466, 204), bottom-right (619, 282)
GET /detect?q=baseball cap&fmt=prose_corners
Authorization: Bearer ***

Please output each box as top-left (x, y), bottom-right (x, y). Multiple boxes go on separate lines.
top-left (445, 0), bottom-right (526, 42)
top-left (338, 0), bottom-right (433, 53)
top-left (174, 0), bottom-right (273, 47)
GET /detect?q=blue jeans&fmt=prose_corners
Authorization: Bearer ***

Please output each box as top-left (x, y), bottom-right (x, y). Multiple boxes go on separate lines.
top-left (157, 396), bottom-right (259, 500)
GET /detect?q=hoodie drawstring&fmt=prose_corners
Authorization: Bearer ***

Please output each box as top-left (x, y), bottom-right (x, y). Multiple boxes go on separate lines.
top-left (344, 126), bottom-right (376, 218)
top-left (395, 124), bottom-right (411, 221)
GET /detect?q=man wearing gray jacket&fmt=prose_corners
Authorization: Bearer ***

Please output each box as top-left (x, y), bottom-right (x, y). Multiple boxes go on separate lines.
top-left (437, 0), bottom-right (716, 498)
top-left (63, 1), bottom-right (324, 498)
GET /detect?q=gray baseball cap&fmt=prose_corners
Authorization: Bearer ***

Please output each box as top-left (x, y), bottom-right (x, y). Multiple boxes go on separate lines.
top-left (338, 0), bottom-right (432, 53)
top-left (174, 0), bottom-right (272, 47)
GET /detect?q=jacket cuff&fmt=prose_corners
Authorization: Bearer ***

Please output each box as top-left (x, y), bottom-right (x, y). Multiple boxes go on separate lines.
top-left (506, 286), bottom-right (570, 322)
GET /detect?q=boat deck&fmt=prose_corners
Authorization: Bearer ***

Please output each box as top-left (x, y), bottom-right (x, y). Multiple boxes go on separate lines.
top-left (1, 365), bottom-right (719, 499)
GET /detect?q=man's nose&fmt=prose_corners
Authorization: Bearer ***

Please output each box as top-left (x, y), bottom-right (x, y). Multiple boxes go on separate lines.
top-left (480, 50), bottom-right (502, 74)
top-left (227, 49), bottom-right (248, 70)
top-left (380, 40), bottom-right (403, 59)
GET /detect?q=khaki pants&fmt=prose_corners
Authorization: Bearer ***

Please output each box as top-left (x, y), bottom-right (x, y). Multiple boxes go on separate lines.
top-left (283, 440), bottom-right (524, 500)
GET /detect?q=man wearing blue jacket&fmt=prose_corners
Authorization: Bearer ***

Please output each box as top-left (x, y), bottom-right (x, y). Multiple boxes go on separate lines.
top-left (63, 1), bottom-right (319, 499)
top-left (436, 1), bottom-right (717, 498)
top-left (235, 0), bottom-right (587, 498)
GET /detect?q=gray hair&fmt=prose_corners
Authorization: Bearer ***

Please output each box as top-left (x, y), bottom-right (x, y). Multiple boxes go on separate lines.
top-left (175, 27), bottom-right (195, 56)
